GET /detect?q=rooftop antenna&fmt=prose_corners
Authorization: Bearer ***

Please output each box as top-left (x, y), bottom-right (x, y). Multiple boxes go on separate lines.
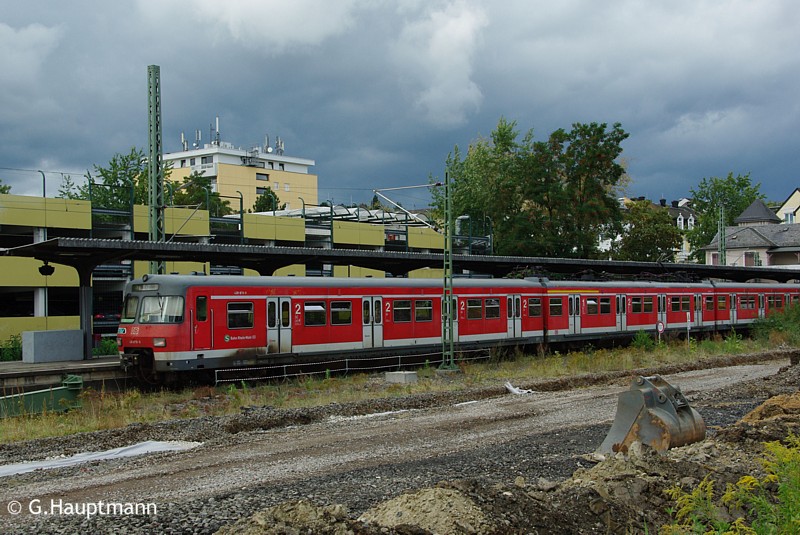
top-left (180, 132), bottom-right (188, 151)
top-left (265, 134), bottom-right (272, 153)
top-left (194, 129), bottom-right (201, 148)
top-left (215, 115), bottom-right (220, 145)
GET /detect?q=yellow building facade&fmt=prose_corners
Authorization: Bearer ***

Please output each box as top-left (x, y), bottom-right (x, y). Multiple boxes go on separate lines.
top-left (164, 140), bottom-right (318, 213)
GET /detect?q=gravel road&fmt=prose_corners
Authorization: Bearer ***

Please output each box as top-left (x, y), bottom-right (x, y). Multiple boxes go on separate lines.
top-left (0, 352), bottom-right (793, 534)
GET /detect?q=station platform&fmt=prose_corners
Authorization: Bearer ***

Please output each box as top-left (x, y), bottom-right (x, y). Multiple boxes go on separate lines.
top-left (0, 356), bottom-right (131, 391)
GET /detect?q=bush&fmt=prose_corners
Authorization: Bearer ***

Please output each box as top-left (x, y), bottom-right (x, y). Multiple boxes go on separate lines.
top-left (631, 330), bottom-right (656, 352)
top-left (752, 303), bottom-right (800, 346)
top-left (0, 335), bottom-right (22, 361)
top-left (92, 337), bottom-right (119, 356)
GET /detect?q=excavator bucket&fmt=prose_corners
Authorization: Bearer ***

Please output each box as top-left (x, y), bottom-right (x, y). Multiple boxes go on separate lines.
top-left (597, 375), bottom-right (706, 455)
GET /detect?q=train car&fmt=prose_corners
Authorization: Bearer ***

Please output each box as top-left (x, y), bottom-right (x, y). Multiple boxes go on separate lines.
top-left (117, 274), bottom-right (800, 381)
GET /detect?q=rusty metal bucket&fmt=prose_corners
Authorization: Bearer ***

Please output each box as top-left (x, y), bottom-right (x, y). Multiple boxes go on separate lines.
top-left (597, 375), bottom-right (706, 454)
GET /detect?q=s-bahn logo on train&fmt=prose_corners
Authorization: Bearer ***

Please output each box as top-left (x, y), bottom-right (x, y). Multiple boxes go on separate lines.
top-left (224, 334), bottom-right (257, 343)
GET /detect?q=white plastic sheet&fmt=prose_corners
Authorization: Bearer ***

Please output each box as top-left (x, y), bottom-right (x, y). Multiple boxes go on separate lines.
top-left (0, 440), bottom-right (201, 478)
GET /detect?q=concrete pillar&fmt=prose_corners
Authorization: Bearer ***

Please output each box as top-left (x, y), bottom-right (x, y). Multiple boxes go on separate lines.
top-left (33, 227), bottom-right (48, 319)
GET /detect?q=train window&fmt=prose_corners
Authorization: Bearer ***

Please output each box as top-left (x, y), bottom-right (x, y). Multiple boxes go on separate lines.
top-left (466, 299), bottom-right (482, 320)
top-left (549, 297), bottom-right (563, 317)
top-left (196, 296), bottom-right (207, 322)
top-left (631, 297), bottom-right (642, 313)
top-left (121, 295), bottom-right (138, 323)
top-left (600, 297), bottom-right (611, 314)
top-left (670, 296), bottom-right (691, 312)
top-left (375, 299), bottom-right (382, 325)
top-left (643, 297), bottom-right (653, 313)
top-left (281, 301), bottom-right (291, 328)
top-left (767, 295), bottom-right (783, 309)
top-left (705, 296), bottom-right (715, 311)
top-left (586, 299), bottom-right (598, 315)
top-left (485, 298), bottom-right (500, 319)
top-left (415, 300), bottom-right (433, 322)
top-left (793, 295), bottom-right (800, 305)
top-left (394, 300), bottom-right (412, 322)
top-left (227, 302), bottom-right (254, 329)
top-left (528, 298), bottom-right (542, 317)
top-left (741, 295), bottom-right (756, 310)
top-left (304, 302), bottom-right (326, 326)
top-left (331, 301), bottom-right (352, 325)
top-left (140, 296), bottom-right (185, 324)
top-left (363, 300), bottom-right (371, 325)
top-left (717, 296), bottom-right (727, 310)
top-left (268, 301), bottom-right (277, 328)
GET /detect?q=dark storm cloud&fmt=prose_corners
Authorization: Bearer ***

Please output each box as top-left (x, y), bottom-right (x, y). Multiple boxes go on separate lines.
top-left (0, 0), bottom-right (798, 207)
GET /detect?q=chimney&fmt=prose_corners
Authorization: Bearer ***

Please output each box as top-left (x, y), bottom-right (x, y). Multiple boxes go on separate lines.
top-left (659, 198), bottom-right (667, 207)
top-left (671, 200), bottom-right (679, 208)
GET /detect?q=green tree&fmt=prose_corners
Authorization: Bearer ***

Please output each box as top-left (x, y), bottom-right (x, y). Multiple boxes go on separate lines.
top-left (168, 171), bottom-right (232, 217)
top-left (434, 118), bottom-right (628, 258)
top-left (612, 200), bottom-right (682, 262)
top-left (0, 178), bottom-right (10, 194)
top-left (686, 172), bottom-right (763, 262)
top-left (79, 147), bottom-right (149, 210)
top-left (56, 174), bottom-right (81, 199)
top-left (252, 188), bottom-right (284, 212)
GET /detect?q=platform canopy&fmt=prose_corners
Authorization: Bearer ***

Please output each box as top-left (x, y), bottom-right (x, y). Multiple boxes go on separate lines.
top-left (5, 237), bottom-right (800, 282)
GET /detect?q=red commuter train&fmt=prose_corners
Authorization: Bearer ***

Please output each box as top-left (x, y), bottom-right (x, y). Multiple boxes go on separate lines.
top-left (117, 274), bottom-right (800, 380)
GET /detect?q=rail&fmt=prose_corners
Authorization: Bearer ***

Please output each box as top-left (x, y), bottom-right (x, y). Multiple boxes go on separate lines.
top-left (213, 348), bottom-right (491, 385)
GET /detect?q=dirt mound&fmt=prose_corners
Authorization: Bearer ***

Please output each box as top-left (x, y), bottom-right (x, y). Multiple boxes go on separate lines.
top-left (358, 487), bottom-right (491, 534)
top-left (214, 499), bottom-right (356, 535)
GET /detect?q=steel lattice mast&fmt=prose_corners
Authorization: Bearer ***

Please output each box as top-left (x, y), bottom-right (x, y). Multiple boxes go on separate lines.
top-left (147, 64), bottom-right (165, 274)
top-left (441, 171), bottom-right (456, 369)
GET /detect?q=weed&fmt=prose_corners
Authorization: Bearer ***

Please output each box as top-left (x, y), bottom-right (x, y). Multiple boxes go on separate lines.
top-left (662, 433), bottom-right (800, 534)
top-left (723, 329), bottom-right (744, 354)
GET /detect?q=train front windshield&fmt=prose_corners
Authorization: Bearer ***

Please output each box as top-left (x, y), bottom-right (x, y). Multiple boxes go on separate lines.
top-left (121, 294), bottom-right (185, 324)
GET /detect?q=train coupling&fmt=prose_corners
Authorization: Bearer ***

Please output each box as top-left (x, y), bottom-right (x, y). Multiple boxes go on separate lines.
top-left (597, 375), bottom-right (706, 455)
top-left (119, 353), bottom-right (139, 371)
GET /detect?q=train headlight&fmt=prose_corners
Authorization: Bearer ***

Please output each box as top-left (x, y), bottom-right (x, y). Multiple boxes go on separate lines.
top-left (153, 337), bottom-right (167, 347)
top-left (116, 337), bottom-right (122, 347)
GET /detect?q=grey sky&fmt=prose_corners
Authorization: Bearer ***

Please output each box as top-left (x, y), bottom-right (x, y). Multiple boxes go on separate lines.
top-left (1, 0), bottom-right (798, 210)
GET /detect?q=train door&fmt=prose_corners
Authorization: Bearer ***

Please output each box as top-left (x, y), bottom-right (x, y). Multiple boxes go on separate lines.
top-left (616, 295), bottom-right (627, 331)
top-left (729, 294), bottom-right (738, 325)
top-left (362, 296), bottom-right (383, 348)
top-left (658, 294), bottom-right (667, 326)
top-left (507, 295), bottom-right (522, 338)
top-left (568, 295), bottom-right (581, 334)
top-left (758, 294), bottom-right (766, 319)
top-left (267, 297), bottom-right (292, 353)
top-left (694, 294), bottom-right (703, 328)
top-left (192, 295), bottom-right (211, 350)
